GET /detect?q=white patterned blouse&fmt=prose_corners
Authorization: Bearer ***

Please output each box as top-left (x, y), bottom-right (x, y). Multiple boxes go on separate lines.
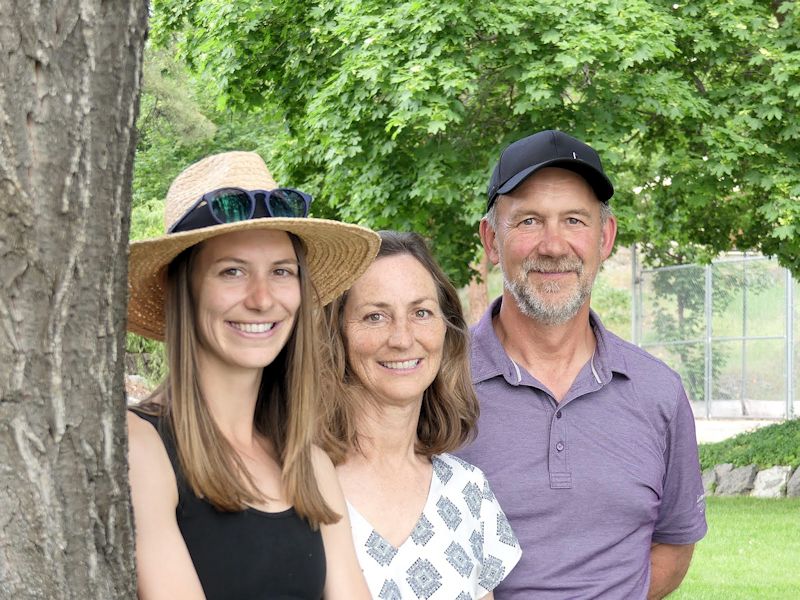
top-left (347, 453), bottom-right (522, 599)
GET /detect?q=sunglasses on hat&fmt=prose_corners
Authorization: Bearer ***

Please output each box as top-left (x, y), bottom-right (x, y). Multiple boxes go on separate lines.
top-left (168, 187), bottom-right (312, 234)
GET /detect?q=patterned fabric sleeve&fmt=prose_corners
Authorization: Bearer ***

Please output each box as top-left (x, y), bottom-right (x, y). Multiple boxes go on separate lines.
top-left (474, 467), bottom-right (522, 595)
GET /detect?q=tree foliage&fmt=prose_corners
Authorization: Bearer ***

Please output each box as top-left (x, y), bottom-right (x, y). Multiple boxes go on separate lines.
top-left (151, 0), bottom-right (800, 286)
top-left (132, 48), bottom-right (282, 235)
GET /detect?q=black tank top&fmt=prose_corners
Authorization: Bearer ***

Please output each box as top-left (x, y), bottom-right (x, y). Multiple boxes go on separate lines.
top-left (130, 410), bottom-right (326, 599)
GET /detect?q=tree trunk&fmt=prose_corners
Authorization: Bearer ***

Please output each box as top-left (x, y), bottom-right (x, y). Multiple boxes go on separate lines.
top-left (466, 251), bottom-right (490, 325)
top-left (0, 2), bottom-right (148, 598)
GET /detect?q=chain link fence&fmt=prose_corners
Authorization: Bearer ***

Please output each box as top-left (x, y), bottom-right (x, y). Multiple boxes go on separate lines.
top-left (632, 251), bottom-right (796, 419)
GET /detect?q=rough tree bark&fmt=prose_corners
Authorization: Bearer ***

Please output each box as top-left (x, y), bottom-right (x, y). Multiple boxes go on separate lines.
top-left (0, 2), bottom-right (148, 598)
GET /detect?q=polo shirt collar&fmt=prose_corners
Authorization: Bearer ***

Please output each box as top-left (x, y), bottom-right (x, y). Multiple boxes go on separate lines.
top-left (470, 297), bottom-right (632, 386)
top-left (588, 308), bottom-right (632, 382)
top-left (471, 297), bottom-right (520, 385)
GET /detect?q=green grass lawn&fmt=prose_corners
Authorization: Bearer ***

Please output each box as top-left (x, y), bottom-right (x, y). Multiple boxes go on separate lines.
top-left (671, 497), bottom-right (800, 599)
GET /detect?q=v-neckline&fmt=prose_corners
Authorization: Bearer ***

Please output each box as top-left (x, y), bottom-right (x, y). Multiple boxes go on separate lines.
top-left (346, 461), bottom-right (441, 551)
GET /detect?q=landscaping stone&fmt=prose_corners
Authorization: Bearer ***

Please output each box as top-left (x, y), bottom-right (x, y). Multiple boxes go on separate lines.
top-left (787, 468), bottom-right (800, 498)
top-left (714, 463), bottom-right (734, 480)
top-left (751, 466), bottom-right (792, 498)
top-left (715, 464), bottom-right (758, 496)
top-left (125, 374), bottom-right (152, 404)
top-left (701, 468), bottom-right (717, 495)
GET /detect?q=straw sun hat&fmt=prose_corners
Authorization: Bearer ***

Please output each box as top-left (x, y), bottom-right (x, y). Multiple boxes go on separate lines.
top-left (127, 151), bottom-right (380, 341)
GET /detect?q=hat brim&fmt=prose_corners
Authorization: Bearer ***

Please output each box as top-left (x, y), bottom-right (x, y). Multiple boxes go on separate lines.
top-left (127, 218), bottom-right (380, 341)
top-left (494, 158), bottom-right (614, 205)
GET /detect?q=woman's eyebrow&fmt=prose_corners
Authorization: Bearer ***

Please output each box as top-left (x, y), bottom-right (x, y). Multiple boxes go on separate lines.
top-left (353, 296), bottom-right (438, 309)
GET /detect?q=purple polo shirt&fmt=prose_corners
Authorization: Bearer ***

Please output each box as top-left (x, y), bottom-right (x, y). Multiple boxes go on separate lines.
top-left (457, 298), bottom-right (707, 599)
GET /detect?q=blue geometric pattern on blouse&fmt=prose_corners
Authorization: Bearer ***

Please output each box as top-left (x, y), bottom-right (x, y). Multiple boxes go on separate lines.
top-left (410, 514), bottom-right (435, 546)
top-left (482, 479), bottom-right (495, 501)
top-left (436, 496), bottom-right (462, 531)
top-left (445, 541), bottom-right (474, 577)
top-left (448, 454), bottom-right (476, 471)
top-left (365, 530), bottom-right (397, 567)
top-left (432, 455), bottom-right (453, 484)
top-left (462, 481), bottom-right (483, 519)
top-left (406, 558), bottom-right (442, 599)
top-left (470, 528), bottom-right (484, 561)
top-left (378, 579), bottom-right (402, 600)
top-left (478, 554), bottom-right (505, 591)
top-left (497, 511), bottom-right (518, 547)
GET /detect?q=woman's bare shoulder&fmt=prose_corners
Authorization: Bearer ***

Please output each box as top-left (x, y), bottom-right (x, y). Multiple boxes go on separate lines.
top-left (127, 410), bottom-right (162, 451)
top-left (127, 409), bottom-right (178, 505)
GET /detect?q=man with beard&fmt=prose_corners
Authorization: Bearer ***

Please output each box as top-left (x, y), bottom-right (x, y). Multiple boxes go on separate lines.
top-left (457, 130), bottom-right (707, 599)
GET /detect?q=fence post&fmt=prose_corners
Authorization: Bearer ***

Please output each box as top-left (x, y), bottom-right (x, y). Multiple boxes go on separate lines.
top-left (704, 263), bottom-right (713, 419)
top-left (741, 259), bottom-right (748, 416)
top-left (631, 244), bottom-right (639, 345)
top-left (787, 268), bottom-right (794, 419)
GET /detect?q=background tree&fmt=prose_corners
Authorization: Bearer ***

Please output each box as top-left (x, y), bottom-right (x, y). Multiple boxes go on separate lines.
top-left (152, 0), bottom-right (799, 286)
top-left (0, 3), bottom-right (148, 597)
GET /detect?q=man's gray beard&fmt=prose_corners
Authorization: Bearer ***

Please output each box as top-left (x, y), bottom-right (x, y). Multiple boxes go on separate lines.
top-left (502, 255), bottom-right (594, 326)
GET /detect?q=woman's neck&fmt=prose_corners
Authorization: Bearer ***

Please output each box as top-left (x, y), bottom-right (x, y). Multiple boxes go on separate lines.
top-left (349, 395), bottom-right (424, 466)
top-left (196, 360), bottom-right (263, 446)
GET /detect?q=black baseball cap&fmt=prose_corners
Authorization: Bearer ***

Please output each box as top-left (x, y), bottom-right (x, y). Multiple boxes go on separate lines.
top-left (487, 130), bottom-right (614, 209)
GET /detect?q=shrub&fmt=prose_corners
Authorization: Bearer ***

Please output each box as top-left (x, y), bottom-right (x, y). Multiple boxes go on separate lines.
top-left (698, 419), bottom-right (800, 470)
top-left (126, 333), bottom-right (166, 387)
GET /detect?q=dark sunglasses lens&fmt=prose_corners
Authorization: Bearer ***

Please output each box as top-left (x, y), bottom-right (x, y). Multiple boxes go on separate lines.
top-left (208, 190), bottom-right (253, 224)
top-left (268, 190), bottom-right (308, 218)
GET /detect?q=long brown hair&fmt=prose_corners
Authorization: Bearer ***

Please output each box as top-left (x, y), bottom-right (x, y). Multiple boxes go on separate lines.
top-left (321, 231), bottom-right (478, 464)
top-left (142, 234), bottom-right (337, 528)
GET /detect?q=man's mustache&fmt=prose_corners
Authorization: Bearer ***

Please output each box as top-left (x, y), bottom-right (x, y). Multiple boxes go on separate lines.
top-left (522, 256), bottom-right (584, 275)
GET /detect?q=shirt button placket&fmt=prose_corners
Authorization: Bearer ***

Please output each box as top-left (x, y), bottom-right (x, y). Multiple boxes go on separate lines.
top-left (548, 405), bottom-right (572, 489)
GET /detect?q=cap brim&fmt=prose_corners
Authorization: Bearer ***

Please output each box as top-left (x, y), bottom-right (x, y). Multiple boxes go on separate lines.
top-left (127, 218), bottom-right (380, 341)
top-left (494, 158), bottom-right (614, 204)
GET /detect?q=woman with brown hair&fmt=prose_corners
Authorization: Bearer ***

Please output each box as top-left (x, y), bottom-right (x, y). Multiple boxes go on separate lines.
top-left (323, 231), bottom-right (521, 599)
top-left (126, 151), bottom-right (378, 599)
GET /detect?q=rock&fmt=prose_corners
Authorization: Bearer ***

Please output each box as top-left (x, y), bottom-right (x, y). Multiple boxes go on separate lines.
top-left (714, 463), bottom-right (734, 479)
top-left (126, 352), bottom-right (155, 377)
top-left (715, 464), bottom-right (758, 496)
top-left (787, 468), bottom-right (800, 498)
top-left (125, 352), bottom-right (140, 374)
top-left (702, 468), bottom-right (717, 495)
top-left (751, 466), bottom-right (792, 498)
top-left (125, 374), bottom-right (152, 405)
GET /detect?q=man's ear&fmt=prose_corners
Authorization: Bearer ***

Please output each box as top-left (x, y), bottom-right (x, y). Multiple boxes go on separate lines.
top-left (480, 218), bottom-right (501, 266)
top-left (600, 213), bottom-right (617, 260)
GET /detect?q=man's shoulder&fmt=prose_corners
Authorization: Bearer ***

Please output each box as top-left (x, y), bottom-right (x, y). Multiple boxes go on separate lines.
top-left (601, 325), bottom-right (682, 382)
top-left (596, 326), bottom-right (690, 419)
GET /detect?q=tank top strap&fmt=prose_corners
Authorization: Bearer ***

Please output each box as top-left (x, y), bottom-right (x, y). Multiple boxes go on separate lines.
top-left (128, 407), bottom-right (186, 493)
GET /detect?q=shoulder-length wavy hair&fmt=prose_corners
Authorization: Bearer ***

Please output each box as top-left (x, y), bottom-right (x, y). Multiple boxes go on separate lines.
top-left (321, 231), bottom-right (478, 464)
top-left (141, 233), bottom-right (337, 528)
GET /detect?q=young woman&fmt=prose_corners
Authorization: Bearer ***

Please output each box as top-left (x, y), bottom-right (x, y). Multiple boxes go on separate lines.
top-left (323, 231), bottom-right (521, 599)
top-left (126, 151), bottom-right (379, 599)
